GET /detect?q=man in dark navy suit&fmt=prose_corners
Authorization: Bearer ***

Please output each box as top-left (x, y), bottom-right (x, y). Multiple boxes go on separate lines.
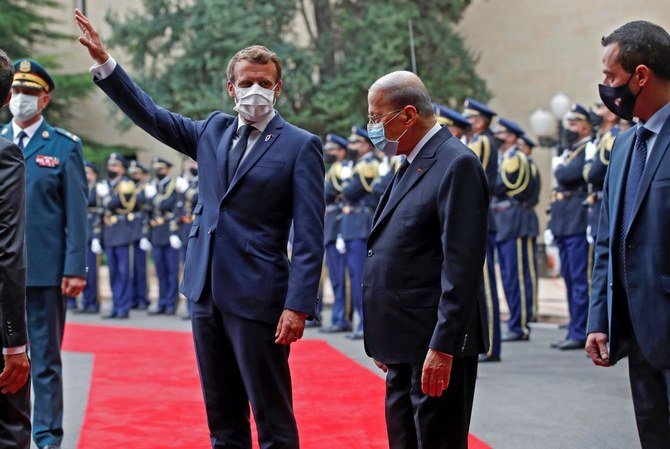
top-left (77, 10), bottom-right (324, 449)
top-left (587, 21), bottom-right (670, 449)
top-left (363, 71), bottom-right (488, 449)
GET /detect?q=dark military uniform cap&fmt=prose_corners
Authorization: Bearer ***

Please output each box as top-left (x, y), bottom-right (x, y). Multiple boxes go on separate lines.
top-left (152, 156), bottom-right (173, 169)
top-left (348, 126), bottom-right (372, 145)
top-left (108, 152), bottom-right (129, 168)
top-left (519, 135), bottom-right (537, 149)
top-left (85, 161), bottom-right (99, 174)
top-left (325, 133), bottom-right (348, 150)
top-left (497, 117), bottom-right (525, 136)
top-left (433, 103), bottom-right (471, 130)
top-left (462, 98), bottom-right (496, 119)
top-left (128, 160), bottom-right (149, 174)
top-left (566, 103), bottom-right (590, 122)
top-left (12, 59), bottom-right (55, 93)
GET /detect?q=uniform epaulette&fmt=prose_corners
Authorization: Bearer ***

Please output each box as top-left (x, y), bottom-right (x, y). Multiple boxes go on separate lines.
top-left (357, 159), bottom-right (379, 179)
top-left (467, 135), bottom-right (491, 168)
top-left (0, 126), bottom-right (9, 137)
top-left (118, 179), bottom-right (136, 196)
top-left (55, 127), bottom-right (80, 142)
top-left (501, 154), bottom-right (520, 173)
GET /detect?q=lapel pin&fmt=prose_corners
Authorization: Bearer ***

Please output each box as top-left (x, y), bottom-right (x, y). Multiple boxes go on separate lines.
top-left (1, 128), bottom-right (6, 135)
top-left (42, 130), bottom-right (50, 139)
top-left (265, 134), bottom-right (273, 142)
top-left (417, 167), bottom-right (423, 173)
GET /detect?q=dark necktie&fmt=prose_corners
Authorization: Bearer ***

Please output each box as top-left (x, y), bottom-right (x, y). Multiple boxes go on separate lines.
top-left (16, 130), bottom-right (27, 151)
top-left (227, 124), bottom-right (254, 184)
top-left (390, 158), bottom-right (411, 196)
top-left (617, 125), bottom-right (652, 290)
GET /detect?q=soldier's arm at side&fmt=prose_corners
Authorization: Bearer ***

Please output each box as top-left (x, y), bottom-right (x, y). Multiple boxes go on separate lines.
top-left (62, 140), bottom-right (88, 280)
top-left (554, 157), bottom-right (587, 187)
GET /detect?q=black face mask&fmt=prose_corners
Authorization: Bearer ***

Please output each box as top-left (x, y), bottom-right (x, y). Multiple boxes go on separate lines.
top-left (564, 129), bottom-right (580, 144)
top-left (323, 153), bottom-right (337, 164)
top-left (347, 149), bottom-right (359, 161)
top-left (598, 74), bottom-right (642, 121)
top-left (588, 111), bottom-right (604, 128)
top-left (493, 136), bottom-right (505, 146)
top-left (107, 170), bottom-right (120, 179)
top-left (189, 168), bottom-right (198, 177)
top-left (156, 172), bottom-right (167, 181)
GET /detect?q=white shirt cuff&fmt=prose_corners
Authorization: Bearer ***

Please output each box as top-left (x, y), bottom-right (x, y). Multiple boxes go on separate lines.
top-left (90, 55), bottom-right (118, 80)
top-left (3, 345), bottom-right (27, 355)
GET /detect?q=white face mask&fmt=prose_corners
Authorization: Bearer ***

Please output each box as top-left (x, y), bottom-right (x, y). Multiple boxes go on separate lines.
top-left (233, 83), bottom-right (277, 123)
top-left (9, 93), bottom-right (40, 122)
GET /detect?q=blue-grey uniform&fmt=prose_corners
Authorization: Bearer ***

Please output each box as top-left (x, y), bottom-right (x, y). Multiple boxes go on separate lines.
top-left (341, 127), bottom-right (380, 336)
top-left (585, 125), bottom-right (619, 237)
top-left (548, 103), bottom-right (591, 346)
top-left (492, 119), bottom-right (535, 350)
top-left (371, 155), bottom-right (403, 200)
top-left (102, 154), bottom-right (138, 318)
top-left (3, 58), bottom-right (87, 449)
top-left (128, 160), bottom-right (151, 310)
top-left (149, 159), bottom-right (182, 314)
top-left (463, 99), bottom-right (501, 355)
top-left (323, 134), bottom-right (351, 330)
top-left (519, 135), bottom-right (541, 322)
top-left (81, 162), bottom-right (103, 313)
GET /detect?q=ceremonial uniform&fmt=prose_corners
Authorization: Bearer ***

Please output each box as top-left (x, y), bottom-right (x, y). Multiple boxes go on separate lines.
top-left (463, 99), bottom-right (501, 356)
top-left (433, 103), bottom-right (471, 140)
top-left (3, 58), bottom-right (87, 449)
top-left (178, 170), bottom-right (198, 318)
top-left (323, 134), bottom-right (351, 331)
top-left (548, 104), bottom-right (591, 347)
top-left (128, 161), bottom-right (151, 310)
top-left (102, 154), bottom-right (138, 318)
top-left (341, 128), bottom-right (380, 337)
top-left (372, 155), bottom-right (403, 200)
top-left (149, 160), bottom-right (182, 315)
top-left (520, 136), bottom-right (541, 322)
top-left (81, 163), bottom-right (103, 313)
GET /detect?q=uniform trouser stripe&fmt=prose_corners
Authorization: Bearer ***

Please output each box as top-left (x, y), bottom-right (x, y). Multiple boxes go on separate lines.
top-left (516, 238), bottom-right (528, 336)
top-left (483, 259), bottom-right (494, 356)
top-left (527, 238), bottom-right (538, 320)
top-left (587, 242), bottom-right (594, 297)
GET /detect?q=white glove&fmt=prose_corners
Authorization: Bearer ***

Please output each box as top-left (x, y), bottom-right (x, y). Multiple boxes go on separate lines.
top-left (586, 226), bottom-right (594, 245)
top-left (91, 238), bottom-right (102, 254)
top-left (139, 237), bottom-right (153, 252)
top-left (552, 156), bottom-right (565, 170)
top-left (96, 182), bottom-right (110, 198)
top-left (543, 229), bottom-right (555, 246)
top-left (585, 142), bottom-right (597, 161)
top-left (340, 163), bottom-right (353, 180)
top-left (176, 176), bottom-right (189, 194)
top-left (335, 235), bottom-right (346, 254)
top-left (169, 234), bottom-right (183, 250)
top-left (144, 183), bottom-right (157, 199)
top-left (378, 159), bottom-right (390, 177)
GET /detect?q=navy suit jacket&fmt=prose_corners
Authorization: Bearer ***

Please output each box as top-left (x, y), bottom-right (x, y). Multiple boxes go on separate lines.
top-left (95, 65), bottom-right (325, 323)
top-left (588, 116), bottom-right (670, 370)
top-left (1, 120), bottom-right (87, 286)
top-left (362, 127), bottom-right (489, 364)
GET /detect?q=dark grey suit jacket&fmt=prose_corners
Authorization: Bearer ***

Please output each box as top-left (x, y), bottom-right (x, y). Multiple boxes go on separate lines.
top-left (362, 126), bottom-right (489, 364)
top-left (0, 138), bottom-right (27, 351)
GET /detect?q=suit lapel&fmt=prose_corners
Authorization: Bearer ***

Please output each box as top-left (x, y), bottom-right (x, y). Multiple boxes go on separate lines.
top-left (216, 117), bottom-right (239, 193)
top-left (23, 121), bottom-right (50, 160)
top-left (222, 113), bottom-right (285, 201)
top-left (628, 117), bottom-right (670, 232)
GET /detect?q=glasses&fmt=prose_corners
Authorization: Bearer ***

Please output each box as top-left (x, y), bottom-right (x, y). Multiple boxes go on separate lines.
top-left (367, 108), bottom-right (403, 125)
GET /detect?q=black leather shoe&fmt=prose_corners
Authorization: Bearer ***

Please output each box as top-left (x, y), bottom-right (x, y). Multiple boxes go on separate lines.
top-left (319, 324), bottom-right (352, 334)
top-left (102, 312), bottom-right (118, 319)
top-left (478, 354), bottom-right (501, 363)
top-left (345, 331), bottom-right (364, 340)
top-left (164, 307), bottom-right (176, 316)
top-left (550, 339), bottom-right (564, 348)
top-left (117, 312), bottom-right (130, 319)
top-left (557, 339), bottom-right (585, 350)
top-left (502, 332), bottom-right (529, 342)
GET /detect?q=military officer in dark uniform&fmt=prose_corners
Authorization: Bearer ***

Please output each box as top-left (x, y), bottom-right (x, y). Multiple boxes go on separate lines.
top-left (2, 58), bottom-right (87, 449)
top-left (148, 157), bottom-right (182, 315)
top-left (462, 98), bottom-right (501, 355)
top-left (178, 159), bottom-right (198, 319)
top-left (341, 127), bottom-right (379, 340)
top-left (517, 135), bottom-right (541, 322)
top-left (76, 162), bottom-right (103, 314)
top-left (127, 160), bottom-right (153, 310)
top-left (434, 103), bottom-right (471, 141)
top-left (101, 153), bottom-right (137, 319)
top-left (548, 103), bottom-right (592, 350)
top-left (320, 133), bottom-right (352, 333)
top-left (491, 119), bottom-right (535, 356)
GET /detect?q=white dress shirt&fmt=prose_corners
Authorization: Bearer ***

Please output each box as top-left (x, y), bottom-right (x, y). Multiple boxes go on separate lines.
top-left (639, 100), bottom-right (670, 162)
top-left (12, 116), bottom-right (44, 148)
top-left (407, 123), bottom-right (442, 163)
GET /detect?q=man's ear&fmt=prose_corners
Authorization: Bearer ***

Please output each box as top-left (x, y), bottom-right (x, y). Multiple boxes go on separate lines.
top-left (40, 92), bottom-right (51, 110)
top-left (274, 79), bottom-right (282, 100)
top-left (636, 64), bottom-right (651, 88)
top-left (226, 80), bottom-right (236, 99)
top-left (3, 90), bottom-right (10, 107)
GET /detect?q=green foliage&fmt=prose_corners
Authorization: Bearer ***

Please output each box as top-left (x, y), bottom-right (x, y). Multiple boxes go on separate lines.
top-left (82, 139), bottom-right (137, 168)
top-left (106, 0), bottom-right (489, 138)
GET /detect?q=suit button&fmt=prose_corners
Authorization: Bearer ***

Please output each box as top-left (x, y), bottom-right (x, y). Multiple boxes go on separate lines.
top-left (609, 282), bottom-right (613, 289)
top-left (367, 250), bottom-right (374, 257)
top-left (207, 228), bottom-right (214, 235)
top-left (627, 244), bottom-right (636, 249)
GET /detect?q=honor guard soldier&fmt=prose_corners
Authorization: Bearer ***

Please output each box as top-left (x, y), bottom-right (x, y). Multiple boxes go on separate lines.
top-left (178, 160), bottom-right (199, 319)
top-left (3, 58), bottom-right (88, 449)
top-left (320, 133), bottom-right (352, 333)
top-left (490, 119), bottom-right (534, 359)
top-left (372, 155), bottom-right (404, 200)
top-left (585, 102), bottom-right (621, 246)
top-left (102, 153), bottom-right (137, 319)
top-left (127, 160), bottom-right (153, 310)
top-left (77, 162), bottom-right (103, 313)
top-left (517, 135), bottom-right (541, 322)
top-left (462, 98), bottom-right (501, 349)
top-left (547, 103), bottom-right (592, 350)
top-left (433, 103), bottom-right (471, 141)
top-left (341, 127), bottom-right (380, 340)
top-left (148, 157), bottom-right (182, 315)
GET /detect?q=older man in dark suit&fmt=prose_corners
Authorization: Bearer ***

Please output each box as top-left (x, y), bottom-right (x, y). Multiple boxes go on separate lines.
top-left (0, 48), bottom-right (31, 449)
top-left (587, 21), bottom-right (670, 449)
top-left (363, 71), bottom-right (489, 449)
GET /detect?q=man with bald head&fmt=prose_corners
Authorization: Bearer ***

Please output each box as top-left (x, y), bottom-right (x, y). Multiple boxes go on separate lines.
top-left (362, 71), bottom-right (489, 449)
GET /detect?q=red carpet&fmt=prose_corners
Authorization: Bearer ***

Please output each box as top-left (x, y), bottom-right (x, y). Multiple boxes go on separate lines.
top-left (63, 323), bottom-right (491, 449)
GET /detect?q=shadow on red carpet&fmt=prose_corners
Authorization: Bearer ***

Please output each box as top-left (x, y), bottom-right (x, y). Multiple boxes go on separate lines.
top-left (63, 323), bottom-right (490, 449)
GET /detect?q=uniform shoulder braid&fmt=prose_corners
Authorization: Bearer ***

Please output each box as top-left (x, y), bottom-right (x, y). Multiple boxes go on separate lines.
top-left (55, 127), bottom-right (81, 143)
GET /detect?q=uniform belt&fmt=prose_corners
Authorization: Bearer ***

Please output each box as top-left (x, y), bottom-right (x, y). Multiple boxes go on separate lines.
top-left (325, 204), bottom-right (342, 214)
top-left (551, 189), bottom-right (587, 202)
top-left (342, 205), bottom-right (374, 215)
top-left (104, 212), bottom-right (136, 225)
top-left (584, 191), bottom-right (603, 206)
top-left (491, 199), bottom-right (517, 212)
top-left (150, 213), bottom-right (174, 227)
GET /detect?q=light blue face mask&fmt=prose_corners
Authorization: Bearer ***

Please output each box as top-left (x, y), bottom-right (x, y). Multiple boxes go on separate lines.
top-left (367, 109), bottom-right (409, 157)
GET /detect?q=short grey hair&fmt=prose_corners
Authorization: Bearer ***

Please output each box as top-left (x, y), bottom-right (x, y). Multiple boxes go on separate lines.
top-left (369, 71), bottom-right (434, 117)
top-left (0, 50), bottom-right (13, 103)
